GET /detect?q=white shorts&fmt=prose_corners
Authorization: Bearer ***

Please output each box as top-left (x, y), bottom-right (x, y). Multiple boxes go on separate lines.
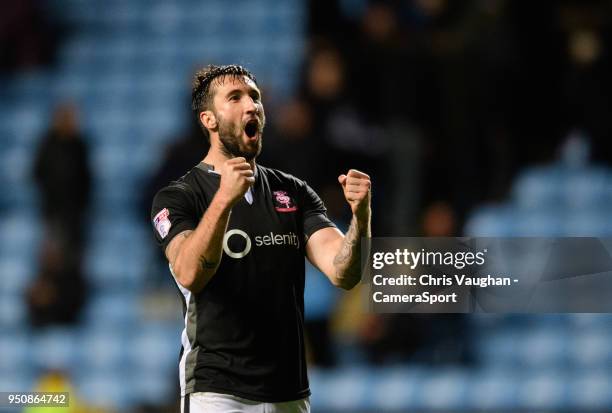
top-left (181, 392), bottom-right (310, 413)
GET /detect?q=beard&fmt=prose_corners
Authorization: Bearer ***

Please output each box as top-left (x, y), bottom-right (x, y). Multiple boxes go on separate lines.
top-left (217, 113), bottom-right (265, 161)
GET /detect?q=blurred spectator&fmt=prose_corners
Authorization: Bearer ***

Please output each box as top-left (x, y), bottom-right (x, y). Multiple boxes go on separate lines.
top-left (304, 42), bottom-right (388, 173)
top-left (308, 0), bottom-right (354, 41)
top-left (347, 1), bottom-right (415, 123)
top-left (25, 370), bottom-right (106, 413)
top-left (33, 103), bottom-right (91, 265)
top-left (422, 200), bottom-right (456, 236)
top-left (0, 0), bottom-right (60, 72)
top-left (300, 42), bottom-right (392, 232)
top-left (559, 1), bottom-right (612, 163)
top-left (26, 238), bottom-right (87, 327)
top-left (30, 103), bottom-right (91, 327)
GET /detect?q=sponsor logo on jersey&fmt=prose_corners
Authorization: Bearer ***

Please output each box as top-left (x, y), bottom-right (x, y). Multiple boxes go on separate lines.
top-left (223, 229), bottom-right (300, 259)
top-left (254, 232), bottom-right (300, 249)
top-left (223, 229), bottom-right (252, 258)
top-left (273, 190), bottom-right (297, 212)
top-left (153, 208), bottom-right (171, 239)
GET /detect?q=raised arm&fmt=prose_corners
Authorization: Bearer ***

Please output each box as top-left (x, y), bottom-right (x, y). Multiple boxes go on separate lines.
top-left (306, 169), bottom-right (371, 290)
top-left (166, 158), bottom-right (254, 293)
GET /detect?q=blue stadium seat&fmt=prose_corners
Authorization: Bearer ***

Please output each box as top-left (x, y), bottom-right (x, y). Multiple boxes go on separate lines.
top-left (512, 208), bottom-right (566, 236)
top-left (10, 71), bottom-right (48, 92)
top-left (146, 3), bottom-right (183, 33)
top-left (564, 209), bottom-right (612, 236)
top-left (464, 206), bottom-right (516, 236)
top-left (515, 372), bottom-right (568, 410)
top-left (31, 327), bottom-right (79, 371)
top-left (568, 313), bottom-right (612, 329)
top-left (0, 374), bottom-right (36, 395)
top-left (512, 167), bottom-right (564, 209)
top-left (367, 368), bottom-right (422, 410)
top-left (0, 210), bottom-right (41, 255)
top-left (50, 72), bottom-right (90, 99)
top-left (130, 371), bottom-right (177, 406)
top-left (467, 369), bottom-right (519, 410)
top-left (0, 255), bottom-right (36, 296)
top-left (81, 292), bottom-right (139, 326)
top-left (309, 367), bottom-right (371, 411)
top-left (0, 293), bottom-right (28, 329)
top-left (0, 333), bottom-right (30, 374)
top-left (126, 323), bottom-right (181, 374)
top-left (304, 261), bottom-right (340, 320)
top-left (568, 331), bottom-right (612, 368)
top-left (76, 327), bottom-right (130, 373)
top-left (562, 169), bottom-right (610, 209)
top-left (413, 369), bottom-right (469, 410)
top-left (477, 329), bottom-right (523, 367)
top-left (517, 329), bottom-right (569, 368)
top-left (1, 106), bottom-right (47, 146)
top-left (567, 373), bottom-right (612, 409)
top-left (76, 372), bottom-right (133, 409)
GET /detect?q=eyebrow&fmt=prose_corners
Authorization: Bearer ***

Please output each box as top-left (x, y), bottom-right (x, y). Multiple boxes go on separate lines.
top-left (225, 87), bottom-right (261, 99)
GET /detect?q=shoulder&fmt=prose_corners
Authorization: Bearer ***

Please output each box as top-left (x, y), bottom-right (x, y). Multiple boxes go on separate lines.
top-left (155, 178), bottom-right (193, 199)
top-left (152, 167), bottom-right (202, 207)
top-left (257, 164), bottom-right (306, 188)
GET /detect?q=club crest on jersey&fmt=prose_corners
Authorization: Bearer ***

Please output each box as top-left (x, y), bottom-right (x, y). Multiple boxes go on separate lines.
top-left (273, 190), bottom-right (298, 212)
top-left (153, 208), bottom-right (171, 239)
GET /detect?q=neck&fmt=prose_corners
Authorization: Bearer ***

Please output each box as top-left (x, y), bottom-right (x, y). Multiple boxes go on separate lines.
top-left (202, 138), bottom-right (256, 171)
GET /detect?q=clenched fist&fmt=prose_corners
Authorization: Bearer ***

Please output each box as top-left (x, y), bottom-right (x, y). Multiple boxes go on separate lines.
top-left (338, 169), bottom-right (371, 220)
top-left (218, 157), bottom-right (255, 207)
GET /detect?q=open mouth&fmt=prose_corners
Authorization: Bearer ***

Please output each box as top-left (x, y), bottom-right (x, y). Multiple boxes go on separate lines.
top-left (244, 119), bottom-right (259, 138)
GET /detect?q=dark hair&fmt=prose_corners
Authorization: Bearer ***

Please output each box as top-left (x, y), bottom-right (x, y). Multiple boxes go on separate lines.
top-left (191, 64), bottom-right (257, 141)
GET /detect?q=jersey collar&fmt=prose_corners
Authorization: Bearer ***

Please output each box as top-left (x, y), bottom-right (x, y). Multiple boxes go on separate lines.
top-left (197, 162), bottom-right (260, 180)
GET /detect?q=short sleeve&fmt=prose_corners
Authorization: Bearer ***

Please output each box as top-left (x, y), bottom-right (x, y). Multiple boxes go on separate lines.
top-left (151, 183), bottom-right (199, 253)
top-left (300, 182), bottom-right (337, 239)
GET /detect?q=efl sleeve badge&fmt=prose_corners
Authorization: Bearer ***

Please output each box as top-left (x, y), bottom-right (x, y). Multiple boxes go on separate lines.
top-left (153, 208), bottom-right (172, 239)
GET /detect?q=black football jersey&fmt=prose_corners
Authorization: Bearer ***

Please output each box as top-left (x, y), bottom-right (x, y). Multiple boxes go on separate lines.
top-left (151, 162), bottom-right (336, 402)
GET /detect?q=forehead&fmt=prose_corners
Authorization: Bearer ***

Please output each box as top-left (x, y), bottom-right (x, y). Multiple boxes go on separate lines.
top-left (211, 75), bottom-right (259, 95)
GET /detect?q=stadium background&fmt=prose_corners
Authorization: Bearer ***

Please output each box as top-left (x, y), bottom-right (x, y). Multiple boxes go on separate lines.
top-left (2, 0), bottom-right (612, 412)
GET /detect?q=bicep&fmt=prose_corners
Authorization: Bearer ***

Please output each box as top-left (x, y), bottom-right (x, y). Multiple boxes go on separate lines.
top-left (305, 226), bottom-right (344, 280)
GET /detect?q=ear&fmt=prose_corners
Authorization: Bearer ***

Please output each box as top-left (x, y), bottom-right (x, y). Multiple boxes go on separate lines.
top-left (200, 110), bottom-right (217, 130)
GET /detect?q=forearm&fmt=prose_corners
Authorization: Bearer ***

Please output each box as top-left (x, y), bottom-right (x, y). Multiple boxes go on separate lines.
top-left (173, 192), bottom-right (233, 291)
top-left (332, 210), bottom-right (371, 290)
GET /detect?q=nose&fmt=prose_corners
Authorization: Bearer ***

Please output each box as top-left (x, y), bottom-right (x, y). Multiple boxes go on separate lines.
top-left (244, 96), bottom-right (257, 115)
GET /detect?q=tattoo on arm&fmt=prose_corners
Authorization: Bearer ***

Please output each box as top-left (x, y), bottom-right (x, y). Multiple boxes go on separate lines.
top-left (333, 215), bottom-right (369, 288)
top-left (200, 257), bottom-right (218, 269)
top-left (168, 230), bottom-right (220, 272)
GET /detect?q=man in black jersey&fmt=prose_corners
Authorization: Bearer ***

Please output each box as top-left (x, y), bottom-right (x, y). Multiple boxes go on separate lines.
top-left (151, 65), bottom-right (371, 413)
